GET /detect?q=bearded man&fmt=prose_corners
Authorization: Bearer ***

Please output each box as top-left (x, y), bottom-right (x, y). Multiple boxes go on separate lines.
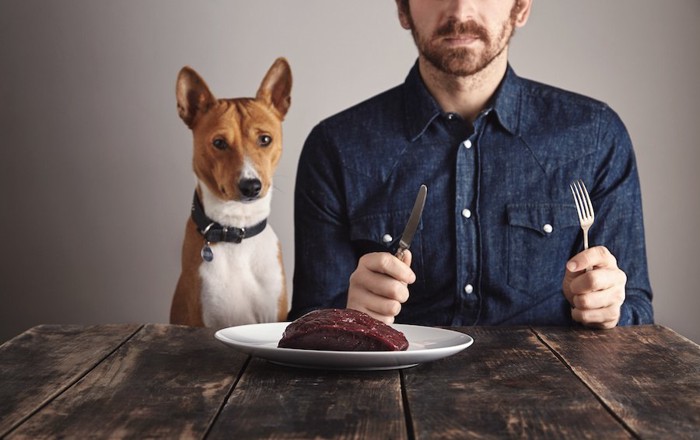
top-left (290, 0), bottom-right (653, 329)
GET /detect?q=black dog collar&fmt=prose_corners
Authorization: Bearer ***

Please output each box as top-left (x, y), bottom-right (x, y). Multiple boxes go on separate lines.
top-left (191, 191), bottom-right (267, 244)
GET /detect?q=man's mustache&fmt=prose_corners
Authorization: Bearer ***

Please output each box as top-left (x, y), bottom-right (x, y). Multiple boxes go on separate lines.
top-left (435, 19), bottom-right (489, 43)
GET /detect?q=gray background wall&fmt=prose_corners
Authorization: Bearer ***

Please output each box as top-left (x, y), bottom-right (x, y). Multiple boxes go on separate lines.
top-left (1, 1), bottom-right (698, 343)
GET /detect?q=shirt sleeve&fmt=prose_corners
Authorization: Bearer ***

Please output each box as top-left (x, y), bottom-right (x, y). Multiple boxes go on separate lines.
top-left (592, 106), bottom-right (654, 325)
top-left (289, 123), bottom-right (355, 320)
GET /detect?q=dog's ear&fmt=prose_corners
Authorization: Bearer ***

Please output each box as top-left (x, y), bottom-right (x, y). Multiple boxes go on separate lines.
top-left (256, 57), bottom-right (292, 119)
top-left (176, 66), bottom-right (217, 129)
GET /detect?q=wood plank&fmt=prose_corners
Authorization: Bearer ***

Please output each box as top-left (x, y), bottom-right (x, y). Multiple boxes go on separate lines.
top-left (207, 357), bottom-right (407, 439)
top-left (402, 327), bottom-right (632, 439)
top-left (7, 324), bottom-right (248, 439)
top-left (535, 325), bottom-right (700, 439)
top-left (0, 324), bottom-right (142, 436)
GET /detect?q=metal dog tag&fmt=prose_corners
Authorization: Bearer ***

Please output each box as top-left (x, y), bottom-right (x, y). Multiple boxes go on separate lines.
top-left (201, 243), bottom-right (214, 262)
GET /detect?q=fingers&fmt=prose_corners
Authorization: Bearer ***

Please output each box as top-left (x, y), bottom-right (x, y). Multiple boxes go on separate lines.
top-left (347, 252), bottom-right (416, 324)
top-left (570, 285), bottom-right (624, 329)
top-left (567, 267), bottom-right (627, 297)
top-left (361, 251), bottom-right (415, 285)
top-left (566, 246), bottom-right (617, 272)
top-left (347, 289), bottom-right (403, 324)
top-left (350, 263), bottom-right (411, 303)
top-left (571, 306), bottom-right (620, 329)
top-left (563, 246), bottom-right (626, 329)
top-left (570, 287), bottom-right (621, 309)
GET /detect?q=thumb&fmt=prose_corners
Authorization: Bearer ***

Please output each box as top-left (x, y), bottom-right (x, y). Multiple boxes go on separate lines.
top-left (566, 258), bottom-right (583, 273)
top-left (400, 249), bottom-right (413, 266)
top-left (566, 249), bottom-right (593, 273)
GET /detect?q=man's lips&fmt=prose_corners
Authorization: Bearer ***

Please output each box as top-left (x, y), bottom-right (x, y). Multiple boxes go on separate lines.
top-left (435, 19), bottom-right (489, 45)
top-left (441, 34), bottom-right (481, 45)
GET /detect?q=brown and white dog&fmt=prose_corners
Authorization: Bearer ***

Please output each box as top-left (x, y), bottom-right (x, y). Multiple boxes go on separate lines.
top-left (171, 58), bottom-right (291, 328)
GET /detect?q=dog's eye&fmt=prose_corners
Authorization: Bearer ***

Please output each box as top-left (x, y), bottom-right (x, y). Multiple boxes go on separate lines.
top-left (257, 135), bottom-right (272, 147)
top-left (212, 138), bottom-right (228, 150)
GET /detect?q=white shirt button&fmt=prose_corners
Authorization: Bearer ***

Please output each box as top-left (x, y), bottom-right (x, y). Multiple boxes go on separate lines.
top-left (461, 209), bottom-right (472, 219)
top-left (382, 234), bottom-right (393, 243)
top-left (543, 224), bottom-right (553, 234)
top-left (463, 140), bottom-right (472, 149)
top-left (464, 284), bottom-right (474, 294)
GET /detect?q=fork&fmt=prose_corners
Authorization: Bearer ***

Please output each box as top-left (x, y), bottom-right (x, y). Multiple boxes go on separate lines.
top-left (570, 179), bottom-right (595, 265)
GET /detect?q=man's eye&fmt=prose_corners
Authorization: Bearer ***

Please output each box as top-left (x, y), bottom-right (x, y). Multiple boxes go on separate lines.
top-left (212, 138), bottom-right (228, 150)
top-left (257, 135), bottom-right (272, 147)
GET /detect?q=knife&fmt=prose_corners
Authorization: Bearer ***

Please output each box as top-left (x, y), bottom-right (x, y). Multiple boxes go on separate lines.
top-left (395, 184), bottom-right (427, 261)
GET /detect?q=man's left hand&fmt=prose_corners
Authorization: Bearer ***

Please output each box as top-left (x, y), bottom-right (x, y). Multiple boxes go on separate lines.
top-left (562, 246), bottom-right (627, 329)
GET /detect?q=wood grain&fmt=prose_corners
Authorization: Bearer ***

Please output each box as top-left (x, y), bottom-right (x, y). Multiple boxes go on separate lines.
top-left (402, 327), bottom-right (632, 439)
top-left (3, 324), bottom-right (698, 438)
top-left (6, 324), bottom-right (247, 439)
top-left (0, 324), bottom-right (141, 437)
top-left (535, 325), bottom-right (700, 439)
top-left (207, 357), bottom-right (407, 439)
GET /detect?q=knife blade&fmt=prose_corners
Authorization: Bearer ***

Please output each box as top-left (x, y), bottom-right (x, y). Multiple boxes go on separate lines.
top-left (395, 184), bottom-right (427, 261)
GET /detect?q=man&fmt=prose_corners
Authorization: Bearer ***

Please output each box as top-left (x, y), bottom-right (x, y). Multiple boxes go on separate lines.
top-left (290, 0), bottom-right (653, 328)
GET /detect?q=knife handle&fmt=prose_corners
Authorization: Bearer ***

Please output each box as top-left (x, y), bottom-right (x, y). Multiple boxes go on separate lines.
top-left (395, 247), bottom-right (408, 262)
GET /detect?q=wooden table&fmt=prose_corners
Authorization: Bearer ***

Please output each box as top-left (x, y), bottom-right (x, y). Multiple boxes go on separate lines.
top-left (1, 324), bottom-right (698, 439)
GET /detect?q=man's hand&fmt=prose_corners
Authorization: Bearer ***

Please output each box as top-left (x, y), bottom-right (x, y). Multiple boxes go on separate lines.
top-left (562, 246), bottom-right (627, 329)
top-left (347, 251), bottom-right (416, 324)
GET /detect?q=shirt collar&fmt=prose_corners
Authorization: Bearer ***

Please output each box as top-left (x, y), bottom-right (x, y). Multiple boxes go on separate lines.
top-left (403, 62), bottom-right (443, 141)
top-left (488, 64), bottom-right (520, 136)
top-left (402, 61), bottom-right (522, 140)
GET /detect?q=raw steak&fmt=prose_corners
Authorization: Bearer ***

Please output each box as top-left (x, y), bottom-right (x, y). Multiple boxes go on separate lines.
top-left (278, 308), bottom-right (409, 351)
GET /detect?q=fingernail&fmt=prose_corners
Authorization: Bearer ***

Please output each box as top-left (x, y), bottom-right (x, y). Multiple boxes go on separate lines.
top-left (567, 261), bottom-right (578, 272)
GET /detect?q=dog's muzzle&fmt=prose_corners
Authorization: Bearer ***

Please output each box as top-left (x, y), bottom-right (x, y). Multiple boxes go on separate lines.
top-left (239, 178), bottom-right (262, 200)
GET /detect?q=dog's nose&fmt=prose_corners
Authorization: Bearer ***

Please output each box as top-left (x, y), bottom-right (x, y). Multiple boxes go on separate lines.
top-left (239, 178), bottom-right (262, 199)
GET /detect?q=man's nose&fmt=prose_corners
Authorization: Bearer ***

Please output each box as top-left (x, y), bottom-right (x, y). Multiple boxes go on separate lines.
top-left (445, 0), bottom-right (478, 22)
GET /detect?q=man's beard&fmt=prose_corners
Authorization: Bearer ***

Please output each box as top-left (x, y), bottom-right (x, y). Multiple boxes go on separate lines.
top-left (408, 4), bottom-right (520, 77)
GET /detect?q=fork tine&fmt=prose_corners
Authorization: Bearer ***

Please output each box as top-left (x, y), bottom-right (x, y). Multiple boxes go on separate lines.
top-left (574, 180), bottom-right (586, 217)
top-left (570, 182), bottom-right (584, 220)
top-left (570, 179), bottom-right (594, 258)
top-left (569, 182), bottom-right (581, 219)
top-left (571, 179), bottom-right (592, 220)
top-left (579, 180), bottom-right (594, 220)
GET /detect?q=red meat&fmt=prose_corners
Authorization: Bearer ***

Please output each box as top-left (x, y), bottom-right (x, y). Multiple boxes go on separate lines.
top-left (278, 309), bottom-right (409, 351)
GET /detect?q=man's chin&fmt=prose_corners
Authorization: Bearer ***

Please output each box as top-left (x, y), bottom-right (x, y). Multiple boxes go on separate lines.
top-left (425, 51), bottom-right (485, 77)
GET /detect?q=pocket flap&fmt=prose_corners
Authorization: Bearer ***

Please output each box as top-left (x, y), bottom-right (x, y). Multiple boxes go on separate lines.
top-left (507, 203), bottom-right (579, 236)
top-left (350, 210), bottom-right (422, 249)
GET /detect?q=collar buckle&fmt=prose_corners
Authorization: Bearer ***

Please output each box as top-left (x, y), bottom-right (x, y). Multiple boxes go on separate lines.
top-left (191, 191), bottom-right (266, 244)
top-left (233, 227), bottom-right (245, 244)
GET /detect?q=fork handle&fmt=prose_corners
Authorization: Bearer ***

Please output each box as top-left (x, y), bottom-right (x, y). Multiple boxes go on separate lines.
top-left (583, 231), bottom-right (591, 272)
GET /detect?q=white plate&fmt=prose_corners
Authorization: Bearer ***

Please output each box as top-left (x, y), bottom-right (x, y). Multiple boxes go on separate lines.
top-left (215, 322), bottom-right (473, 370)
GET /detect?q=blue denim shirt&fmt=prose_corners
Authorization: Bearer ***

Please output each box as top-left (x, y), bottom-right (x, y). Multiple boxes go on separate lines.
top-left (291, 62), bottom-right (653, 327)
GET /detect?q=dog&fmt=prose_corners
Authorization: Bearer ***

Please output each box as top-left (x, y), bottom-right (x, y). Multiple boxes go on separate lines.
top-left (171, 58), bottom-right (291, 328)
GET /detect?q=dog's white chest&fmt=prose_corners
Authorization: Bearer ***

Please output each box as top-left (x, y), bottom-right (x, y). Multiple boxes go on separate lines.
top-left (198, 227), bottom-right (283, 328)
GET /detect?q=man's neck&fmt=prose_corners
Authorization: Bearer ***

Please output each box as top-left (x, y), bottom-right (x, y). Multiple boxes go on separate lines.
top-left (418, 49), bottom-right (509, 123)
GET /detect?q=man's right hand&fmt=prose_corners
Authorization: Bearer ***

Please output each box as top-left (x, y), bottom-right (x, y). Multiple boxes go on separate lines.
top-left (347, 251), bottom-right (416, 324)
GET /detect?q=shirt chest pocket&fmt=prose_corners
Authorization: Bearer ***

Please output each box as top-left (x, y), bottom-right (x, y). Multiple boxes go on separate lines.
top-left (349, 211), bottom-right (425, 288)
top-left (506, 203), bottom-right (580, 295)
top-left (349, 210), bottom-right (423, 254)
